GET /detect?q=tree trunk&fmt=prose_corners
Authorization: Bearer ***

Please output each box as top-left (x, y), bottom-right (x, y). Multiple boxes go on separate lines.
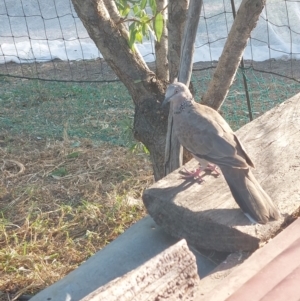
top-left (201, 0), bottom-right (266, 110)
top-left (71, 0), bottom-right (168, 180)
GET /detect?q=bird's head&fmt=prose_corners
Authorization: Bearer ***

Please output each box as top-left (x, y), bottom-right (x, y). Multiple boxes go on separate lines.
top-left (162, 82), bottom-right (191, 107)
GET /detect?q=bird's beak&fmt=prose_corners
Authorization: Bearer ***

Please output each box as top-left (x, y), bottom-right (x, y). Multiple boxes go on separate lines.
top-left (161, 95), bottom-right (171, 107)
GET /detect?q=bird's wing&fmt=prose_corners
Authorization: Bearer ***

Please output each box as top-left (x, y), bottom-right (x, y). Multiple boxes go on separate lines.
top-left (175, 103), bottom-right (250, 169)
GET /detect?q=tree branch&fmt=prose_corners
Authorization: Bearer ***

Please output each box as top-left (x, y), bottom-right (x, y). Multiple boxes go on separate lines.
top-left (178, 0), bottom-right (202, 85)
top-left (155, 0), bottom-right (169, 81)
top-left (115, 5), bottom-right (168, 25)
top-left (167, 0), bottom-right (188, 82)
top-left (72, 0), bottom-right (151, 94)
top-left (201, 0), bottom-right (266, 110)
top-left (164, 0), bottom-right (203, 176)
top-left (103, 0), bottom-right (124, 24)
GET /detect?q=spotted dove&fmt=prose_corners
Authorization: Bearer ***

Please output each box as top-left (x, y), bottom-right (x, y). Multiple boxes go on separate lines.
top-left (162, 81), bottom-right (280, 224)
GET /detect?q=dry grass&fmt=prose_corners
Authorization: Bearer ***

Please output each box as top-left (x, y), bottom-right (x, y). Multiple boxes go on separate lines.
top-left (0, 131), bottom-right (153, 300)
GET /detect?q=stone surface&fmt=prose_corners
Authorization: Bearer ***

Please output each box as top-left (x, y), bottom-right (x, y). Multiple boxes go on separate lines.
top-left (30, 216), bottom-right (218, 301)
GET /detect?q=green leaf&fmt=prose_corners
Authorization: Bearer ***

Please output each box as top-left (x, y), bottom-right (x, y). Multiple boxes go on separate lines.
top-left (128, 24), bottom-right (137, 50)
top-left (135, 30), bottom-right (143, 43)
top-left (154, 12), bottom-right (164, 42)
top-left (140, 13), bottom-right (150, 23)
top-left (141, 0), bottom-right (147, 9)
top-left (133, 4), bottom-right (139, 15)
top-left (116, 0), bottom-right (125, 14)
top-left (148, 0), bottom-right (156, 15)
top-left (116, 0), bottom-right (124, 11)
top-left (142, 23), bottom-right (149, 39)
top-left (122, 4), bottom-right (130, 17)
top-left (142, 143), bottom-right (150, 154)
top-left (129, 22), bottom-right (135, 31)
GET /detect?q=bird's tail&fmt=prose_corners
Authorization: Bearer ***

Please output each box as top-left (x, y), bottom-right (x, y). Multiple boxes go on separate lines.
top-left (219, 166), bottom-right (280, 224)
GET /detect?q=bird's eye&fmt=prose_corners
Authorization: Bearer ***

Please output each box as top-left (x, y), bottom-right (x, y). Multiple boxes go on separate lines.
top-left (175, 89), bottom-right (178, 93)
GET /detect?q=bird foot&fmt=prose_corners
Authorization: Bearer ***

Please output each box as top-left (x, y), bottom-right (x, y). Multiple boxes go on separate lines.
top-left (205, 163), bottom-right (220, 176)
top-left (180, 167), bottom-right (205, 183)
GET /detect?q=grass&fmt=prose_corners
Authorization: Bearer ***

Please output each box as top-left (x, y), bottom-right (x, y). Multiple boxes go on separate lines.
top-left (0, 132), bottom-right (152, 300)
top-left (191, 67), bottom-right (300, 130)
top-left (0, 79), bottom-right (134, 146)
top-left (0, 76), bottom-right (152, 300)
top-left (0, 64), bottom-right (300, 300)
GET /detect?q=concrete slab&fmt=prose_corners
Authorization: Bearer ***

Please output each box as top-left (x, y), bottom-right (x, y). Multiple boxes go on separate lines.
top-left (30, 216), bottom-right (219, 301)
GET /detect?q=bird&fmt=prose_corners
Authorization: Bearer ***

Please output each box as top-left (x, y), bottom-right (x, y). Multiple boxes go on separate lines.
top-left (162, 81), bottom-right (280, 224)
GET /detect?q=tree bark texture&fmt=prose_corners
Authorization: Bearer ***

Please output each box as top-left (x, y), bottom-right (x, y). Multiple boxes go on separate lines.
top-left (103, 0), bottom-right (127, 35)
top-left (178, 0), bottom-right (203, 86)
top-left (71, 0), bottom-right (168, 180)
top-left (167, 0), bottom-right (188, 82)
top-left (201, 0), bottom-right (266, 110)
top-left (155, 0), bottom-right (169, 81)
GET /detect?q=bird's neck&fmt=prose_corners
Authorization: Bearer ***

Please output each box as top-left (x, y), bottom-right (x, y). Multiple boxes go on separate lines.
top-left (173, 98), bottom-right (194, 114)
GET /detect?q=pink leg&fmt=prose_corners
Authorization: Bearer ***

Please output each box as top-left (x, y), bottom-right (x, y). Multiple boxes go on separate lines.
top-left (205, 163), bottom-right (220, 176)
top-left (181, 167), bottom-right (205, 183)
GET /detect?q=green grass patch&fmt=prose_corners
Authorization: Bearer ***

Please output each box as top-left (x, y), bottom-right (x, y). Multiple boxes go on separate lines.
top-left (0, 80), bottom-right (134, 146)
top-left (191, 67), bottom-right (300, 130)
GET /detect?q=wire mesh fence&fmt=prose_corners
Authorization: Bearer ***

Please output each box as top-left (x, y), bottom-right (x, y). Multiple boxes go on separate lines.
top-left (0, 0), bottom-right (300, 145)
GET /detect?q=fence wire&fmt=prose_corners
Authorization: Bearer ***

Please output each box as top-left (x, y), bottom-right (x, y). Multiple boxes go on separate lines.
top-left (0, 0), bottom-right (300, 144)
top-left (0, 0), bottom-right (299, 82)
